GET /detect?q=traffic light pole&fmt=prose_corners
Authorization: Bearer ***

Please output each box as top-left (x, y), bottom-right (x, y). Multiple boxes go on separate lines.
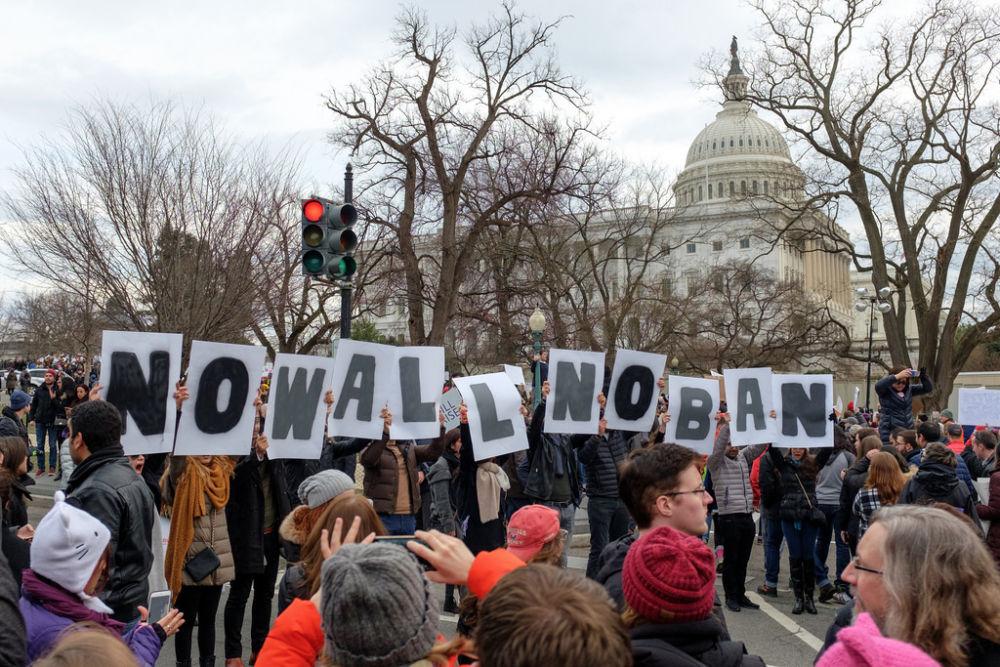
top-left (340, 164), bottom-right (354, 340)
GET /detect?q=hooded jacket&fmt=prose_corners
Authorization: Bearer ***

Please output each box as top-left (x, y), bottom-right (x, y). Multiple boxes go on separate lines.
top-left (629, 616), bottom-right (765, 667)
top-left (900, 461), bottom-right (982, 532)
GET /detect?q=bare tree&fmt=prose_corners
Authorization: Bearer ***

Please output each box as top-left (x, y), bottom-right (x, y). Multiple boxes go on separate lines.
top-left (714, 0), bottom-right (1000, 406)
top-left (2, 99), bottom-right (289, 348)
top-left (325, 3), bottom-right (598, 347)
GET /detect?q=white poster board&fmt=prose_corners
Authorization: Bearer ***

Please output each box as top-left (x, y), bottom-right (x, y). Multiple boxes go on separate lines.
top-left (544, 349), bottom-right (605, 435)
top-left (503, 364), bottom-right (526, 387)
top-left (454, 372), bottom-right (528, 461)
top-left (723, 368), bottom-right (775, 446)
top-left (958, 388), bottom-right (1000, 426)
top-left (266, 353), bottom-right (336, 460)
top-left (665, 375), bottom-right (720, 454)
top-left (604, 349), bottom-right (667, 431)
top-left (98, 330), bottom-right (184, 455)
top-left (772, 374), bottom-right (834, 448)
top-left (175, 341), bottom-right (267, 456)
top-left (328, 340), bottom-right (396, 440)
top-left (440, 388), bottom-right (463, 432)
top-left (388, 346), bottom-right (445, 441)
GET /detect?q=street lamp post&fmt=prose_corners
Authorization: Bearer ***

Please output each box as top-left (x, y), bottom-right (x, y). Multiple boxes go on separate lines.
top-left (529, 307), bottom-right (546, 409)
top-left (854, 287), bottom-right (895, 412)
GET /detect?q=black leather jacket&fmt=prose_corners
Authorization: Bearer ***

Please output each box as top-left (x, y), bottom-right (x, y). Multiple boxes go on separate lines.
top-left (65, 447), bottom-right (156, 622)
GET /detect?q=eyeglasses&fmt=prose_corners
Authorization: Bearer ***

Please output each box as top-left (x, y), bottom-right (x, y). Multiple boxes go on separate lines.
top-left (850, 556), bottom-right (883, 576)
top-left (662, 487), bottom-right (710, 498)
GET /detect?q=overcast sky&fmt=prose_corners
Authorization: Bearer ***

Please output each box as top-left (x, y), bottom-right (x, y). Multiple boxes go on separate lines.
top-left (0, 1), bottom-right (767, 201)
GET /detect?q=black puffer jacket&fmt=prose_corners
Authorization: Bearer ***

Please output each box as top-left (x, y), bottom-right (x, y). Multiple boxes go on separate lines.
top-left (630, 616), bottom-right (764, 667)
top-left (578, 429), bottom-right (639, 498)
top-left (836, 457), bottom-right (871, 540)
top-left (900, 461), bottom-right (982, 532)
top-left (874, 371), bottom-right (932, 443)
top-left (65, 447), bottom-right (156, 622)
top-left (227, 454), bottom-right (290, 575)
top-left (768, 448), bottom-right (819, 524)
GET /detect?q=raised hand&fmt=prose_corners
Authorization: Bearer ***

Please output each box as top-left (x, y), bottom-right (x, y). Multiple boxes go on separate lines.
top-left (320, 516), bottom-right (376, 561)
top-left (407, 529), bottom-right (476, 586)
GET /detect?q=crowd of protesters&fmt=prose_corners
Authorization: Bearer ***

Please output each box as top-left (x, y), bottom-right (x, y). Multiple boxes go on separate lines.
top-left (0, 360), bottom-right (997, 667)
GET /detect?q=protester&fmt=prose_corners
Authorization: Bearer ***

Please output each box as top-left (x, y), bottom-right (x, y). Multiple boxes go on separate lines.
top-left (279, 468), bottom-right (357, 564)
top-left (755, 443), bottom-right (783, 597)
top-left (595, 441), bottom-right (730, 637)
top-left (0, 435), bottom-right (33, 530)
top-left (837, 432), bottom-right (880, 555)
top-left (427, 427), bottom-right (463, 613)
top-left (29, 370), bottom-right (63, 476)
top-left (455, 407), bottom-right (508, 555)
top-left (896, 429), bottom-right (920, 465)
top-left (852, 451), bottom-right (905, 541)
top-left (944, 423), bottom-right (966, 456)
top-left (224, 434), bottom-right (291, 667)
top-left (964, 429), bottom-right (997, 479)
top-left (975, 456), bottom-right (1000, 568)
top-left (506, 504), bottom-right (564, 566)
top-left (874, 367), bottom-right (933, 444)
top-left (828, 505), bottom-right (1000, 667)
top-left (768, 446), bottom-right (821, 615)
top-left (816, 612), bottom-right (942, 667)
top-left (277, 492), bottom-right (386, 613)
top-left (621, 525), bottom-right (765, 666)
top-left (257, 519), bottom-right (467, 666)
top-left (706, 420), bottom-right (768, 612)
top-left (31, 627), bottom-right (142, 667)
top-left (914, 422), bottom-right (978, 498)
top-left (64, 399), bottom-right (156, 623)
top-left (0, 390), bottom-right (31, 451)
top-left (359, 406), bottom-right (447, 535)
top-left (19, 491), bottom-right (182, 665)
top-left (5, 370), bottom-right (16, 396)
top-left (578, 394), bottom-right (640, 579)
top-left (0, 516), bottom-right (27, 665)
top-left (899, 443), bottom-right (982, 530)
top-left (813, 426), bottom-right (855, 603)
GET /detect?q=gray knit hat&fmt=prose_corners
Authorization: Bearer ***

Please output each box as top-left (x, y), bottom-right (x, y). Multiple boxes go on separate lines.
top-left (297, 469), bottom-right (355, 509)
top-left (321, 542), bottom-right (437, 667)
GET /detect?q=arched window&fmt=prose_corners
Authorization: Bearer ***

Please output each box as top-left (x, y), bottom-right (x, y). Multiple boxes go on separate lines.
top-left (741, 181), bottom-right (747, 195)
top-left (763, 181), bottom-right (769, 195)
top-left (708, 184), bottom-right (713, 198)
top-left (739, 138), bottom-right (744, 147)
top-left (730, 138), bottom-right (734, 147)
top-left (712, 141), bottom-right (716, 149)
top-left (752, 180), bottom-right (758, 193)
top-left (729, 181), bottom-right (735, 196)
top-left (757, 138), bottom-right (762, 146)
top-left (698, 185), bottom-right (703, 201)
top-left (718, 182), bottom-right (723, 198)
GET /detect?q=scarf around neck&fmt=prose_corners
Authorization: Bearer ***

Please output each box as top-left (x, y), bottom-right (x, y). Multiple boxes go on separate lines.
top-left (164, 456), bottom-right (234, 599)
top-left (21, 569), bottom-right (124, 633)
top-left (476, 462), bottom-right (510, 523)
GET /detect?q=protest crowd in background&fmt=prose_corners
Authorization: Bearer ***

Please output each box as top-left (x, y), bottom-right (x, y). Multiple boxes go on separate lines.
top-left (0, 340), bottom-right (998, 667)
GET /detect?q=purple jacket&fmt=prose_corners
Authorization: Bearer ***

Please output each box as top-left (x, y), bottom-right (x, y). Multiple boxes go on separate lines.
top-left (19, 569), bottom-right (162, 665)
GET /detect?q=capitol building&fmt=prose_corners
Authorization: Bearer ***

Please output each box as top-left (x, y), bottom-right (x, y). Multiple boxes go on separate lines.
top-left (365, 38), bottom-right (916, 374)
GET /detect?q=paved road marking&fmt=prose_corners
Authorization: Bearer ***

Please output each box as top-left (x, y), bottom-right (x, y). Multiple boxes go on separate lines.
top-left (746, 591), bottom-right (825, 652)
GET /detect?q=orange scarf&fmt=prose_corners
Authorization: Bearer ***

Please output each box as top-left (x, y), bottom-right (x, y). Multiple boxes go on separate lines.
top-left (163, 456), bottom-right (234, 599)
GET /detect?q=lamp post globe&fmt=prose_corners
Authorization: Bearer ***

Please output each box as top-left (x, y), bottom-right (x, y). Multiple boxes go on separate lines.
top-left (529, 307), bottom-right (546, 409)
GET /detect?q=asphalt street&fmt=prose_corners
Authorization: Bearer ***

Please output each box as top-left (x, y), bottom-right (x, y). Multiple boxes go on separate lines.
top-left (24, 468), bottom-right (840, 667)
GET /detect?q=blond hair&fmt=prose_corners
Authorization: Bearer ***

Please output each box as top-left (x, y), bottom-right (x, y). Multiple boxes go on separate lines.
top-left (34, 623), bottom-right (139, 667)
top-left (875, 505), bottom-right (1000, 667)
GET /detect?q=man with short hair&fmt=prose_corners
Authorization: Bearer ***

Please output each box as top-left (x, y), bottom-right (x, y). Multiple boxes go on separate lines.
top-left (938, 409), bottom-right (956, 432)
top-left (595, 441), bottom-right (729, 635)
top-left (945, 422), bottom-right (966, 456)
top-left (916, 421), bottom-right (978, 499)
top-left (966, 430), bottom-right (997, 479)
top-left (64, 399), bottom-right (156, 622)
top-left (28, 371), bottom-right (62, 476)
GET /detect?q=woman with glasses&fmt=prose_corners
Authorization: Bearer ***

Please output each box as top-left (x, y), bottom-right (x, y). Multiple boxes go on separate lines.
top-left (874, 367), bottom-right (933, 445)
top-left (822, 505), bottom-right (1000, 667)
top-left (768, 445), bottom-right (822, 615)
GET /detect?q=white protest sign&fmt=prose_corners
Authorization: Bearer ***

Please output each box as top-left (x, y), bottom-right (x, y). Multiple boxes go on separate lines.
top-left (503, 364), bottom-right (526, 387)
top-left (388, 346), bottom-right (445, 441)
top-left (454, 372), bottom-right (528, 461)
top-left (544, 349), bottom-right (605, 435)
top-left (175, 341), bottom-right (267, 456)
top-left (665, 375), bottom-right (720, 454)
top-left (266, 353), bottom-right (336, 460)
top-left (440, 388), bottom-right (463, 431)
top-left (723, 368), bottom-right (776, 446)
top-left (604, 349), bottom-right (667, 431)
top-left (328, 339), bottom-right (397, 440)
top-left (772, 374), bottom-right (834, 447)
top-left (99, 330), bottom-right (183, 455)
top-left (853, 386), bottom-right (860, 410)
top-left (958, 388), bottom-right (1000, 426)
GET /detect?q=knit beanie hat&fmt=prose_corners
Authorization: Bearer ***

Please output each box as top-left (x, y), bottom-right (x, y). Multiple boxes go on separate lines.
top-left (30, 491), bottom-right (112, 613)
top-left (9, 390), bottom-right (30, 411)
top-left (298, 469), bottom-right (354, 508)
top-left (320, 542), bottom-right (437, 667)
top-left (622, 525), bottom-right (716, 623)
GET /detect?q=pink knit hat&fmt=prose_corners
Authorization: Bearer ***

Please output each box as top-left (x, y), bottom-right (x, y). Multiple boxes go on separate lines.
top-left (816, 613), bottom-right (941, 667)
top-left (621, 525), bottom-right (716, 622)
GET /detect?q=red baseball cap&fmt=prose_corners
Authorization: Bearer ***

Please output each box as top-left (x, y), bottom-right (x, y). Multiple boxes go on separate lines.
top-left (506, 505), bottom-right (560, 562)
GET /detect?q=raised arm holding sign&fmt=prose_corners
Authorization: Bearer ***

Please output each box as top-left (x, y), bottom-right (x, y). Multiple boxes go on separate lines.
top-left (543, 349), bottom-right (605, 435)
top-left (664, 375), bottom-right (720, 454)
top-left (772, 374), bottom-right (833, 448)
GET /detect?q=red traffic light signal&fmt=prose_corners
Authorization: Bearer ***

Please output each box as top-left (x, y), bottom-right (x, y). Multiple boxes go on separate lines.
top-left (303, 198), bottom-right (325, 223)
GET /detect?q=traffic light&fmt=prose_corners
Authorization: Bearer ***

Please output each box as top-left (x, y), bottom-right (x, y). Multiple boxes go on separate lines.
top-left (300, 197), bottom-right (358, 279)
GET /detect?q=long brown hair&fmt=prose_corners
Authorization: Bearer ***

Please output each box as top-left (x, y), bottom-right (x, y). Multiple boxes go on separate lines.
top-left (0, 436), bottom-right (28, 475)
top-left (302, 494), bottom-right (387, 596)
top-left (857, 434), bottom-right (882, 459)
top-left (875, 505), bottom-right (1000, 667)
top-left (864, 451), bottom-right (905, 505)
